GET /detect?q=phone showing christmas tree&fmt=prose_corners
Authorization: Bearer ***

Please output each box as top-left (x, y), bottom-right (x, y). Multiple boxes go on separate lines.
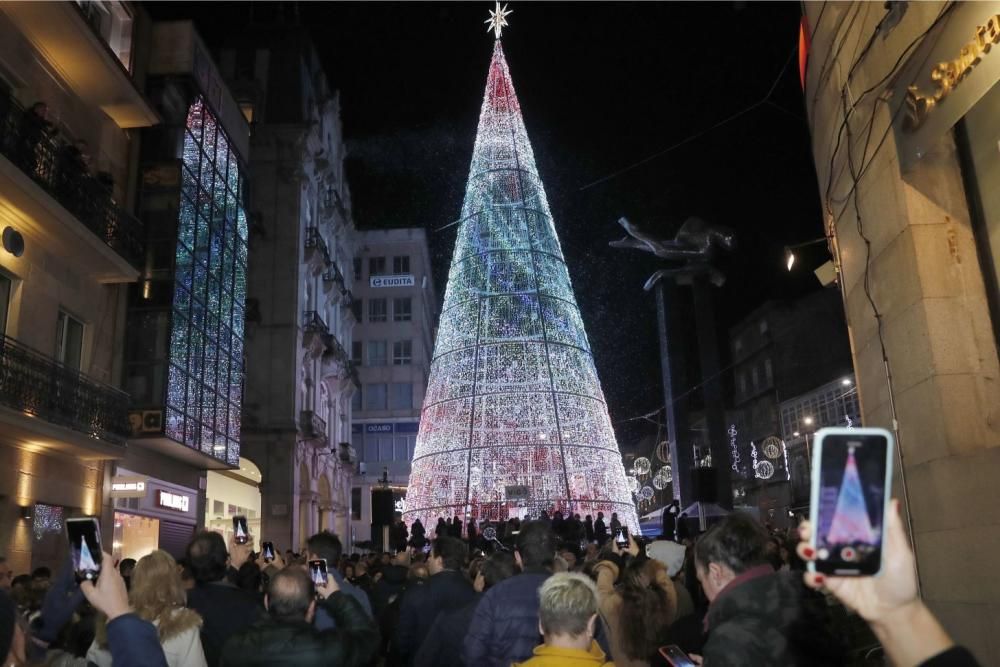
top-left (808, 428), bottom-right (893, 576)
top-left (66, 517), bottom-right (103, 581)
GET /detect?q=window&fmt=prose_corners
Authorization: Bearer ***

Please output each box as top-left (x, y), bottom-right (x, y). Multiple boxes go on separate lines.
top-left (393, 340), bottom-right (412, 365)
top-left (738, 372), bottom-right (747, 396)
top-left (393, 256), bottom-right (410, 274)
top-left (391, 383), bottom-right (412, 409)
top-left (365, 383), bottom-right (387, 410)
top-left (369, 299), bottom-right (387, 323)
top-left (352, 388), bottom-right (362, 411)
top-left (759, 319), bottom-right (769, 334)
top-left (751, 366), bottom-right (759, 390)
top-left (368, 340), bottom-right (387, 366)
top-left (56, 311), bottom-right (84, 371)
top-left (0, 273), bottom-right (10, 335)
top-left (75, 0), bottom-right (134, 71)
top-left (393, 297), bottom-right (412, 322)
top-left (378, 436), bottom-right (393, 461)
top-left (353, 257), bottom-right (362, 281)
top-left (351, 298), bottom-right (362, 322)
top-left (351, 341), bottom-right (363, 364)
top-left (733, 337), bottom-right (743, 354)
top-left (369, 257), bottom-right (386, 277)
top-left (764, 358), bottom-right (773, 384)
top-left (351, 488), bottom-right (362, 520)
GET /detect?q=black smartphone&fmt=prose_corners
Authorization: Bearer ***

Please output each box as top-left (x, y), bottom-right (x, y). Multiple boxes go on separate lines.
top-left (615, 527), bottom-right (628, 548)
top-left (658, 645), bottom-right (697, 667)
top-left (262, 541), bottom-right (275, 562)
top-left (233, 515), bottom-right (249, 545)
top-left (808, 428), bottom-right (894, 577)
top-left (309, 558), bottom-right (328, 587)
top-left (66, 517), bottom-right (102, 581)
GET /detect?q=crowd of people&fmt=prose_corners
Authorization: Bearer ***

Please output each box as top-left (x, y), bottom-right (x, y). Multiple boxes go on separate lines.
top-left (0, 500), bottom-right (983, 666)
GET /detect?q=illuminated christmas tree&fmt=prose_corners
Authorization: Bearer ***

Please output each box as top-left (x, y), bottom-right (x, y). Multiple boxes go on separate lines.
top-left (404, 28), bottom-right (638, 531)
top-left (826, 446), bottom-right (874, 545)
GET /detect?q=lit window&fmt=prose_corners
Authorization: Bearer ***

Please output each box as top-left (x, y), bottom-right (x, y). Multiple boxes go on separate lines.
top-left (76, 1), bottom-right (134, 71)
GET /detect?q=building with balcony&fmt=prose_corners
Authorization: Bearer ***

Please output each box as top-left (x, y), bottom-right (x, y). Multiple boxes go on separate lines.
top-left (802, 2), bottom-right (1000, 658)
top-left (0, 1), bottom-right (157, 574)
top-left (350, 228), bottom-right (437, 545)
top-left (216, 25), bottom-right (357, 552)
top-left (114, 20), bottom-right (255, 560)
top-left (727, 288), bottom-right (854, 525)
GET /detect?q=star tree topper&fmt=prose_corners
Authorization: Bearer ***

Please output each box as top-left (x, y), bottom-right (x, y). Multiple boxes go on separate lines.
top-left (485, 2), bottom-right (513, 39)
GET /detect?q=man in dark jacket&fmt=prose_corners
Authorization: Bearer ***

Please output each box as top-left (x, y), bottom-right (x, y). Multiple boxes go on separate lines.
top-left (415, 551), bottom-right (517, 667)
top-left (185, 531), bottom-right (265, 667)
top-left (395, 536), bottom-right (475, 664)
top-left (370, 551), bottom-right (410, 619)
top-left (219, 566), bottom-right (378, 666)
top-left (694, 513), bottom-right (844, 666)
top-left (464, 520), bottom-right (556, 667)
top-left (593, 512), bottom-right (608, 545)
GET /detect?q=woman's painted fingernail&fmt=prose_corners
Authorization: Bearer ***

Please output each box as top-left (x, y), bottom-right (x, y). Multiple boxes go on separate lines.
top-left (814, 574), bottom-right (825, 585)
top-left (802, 547), bottom-right (815, 558)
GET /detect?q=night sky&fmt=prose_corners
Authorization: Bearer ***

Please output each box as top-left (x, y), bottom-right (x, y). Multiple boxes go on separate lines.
top-left (148, 2), bottom-right (828, 450)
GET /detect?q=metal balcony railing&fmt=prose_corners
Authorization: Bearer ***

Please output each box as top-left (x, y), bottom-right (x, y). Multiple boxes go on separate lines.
top-left (305, 227), bottom-right (331, 264)
top-left (0, 95), bottom-right (144, 266)
top-left (0, 335), bottom-right (131, 445)
top-left (299, 410), bottom-right (327, 444)
top-left (302, 310), bottom-right (329, 335)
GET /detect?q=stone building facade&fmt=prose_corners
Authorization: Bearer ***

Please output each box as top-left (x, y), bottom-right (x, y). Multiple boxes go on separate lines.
top-left (219, 27), bottom-right (357, 552)
top-left (803, 2), bottom-right (1000, 660)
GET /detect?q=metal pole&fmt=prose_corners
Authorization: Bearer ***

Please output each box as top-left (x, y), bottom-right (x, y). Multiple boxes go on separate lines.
top-left (655, 281), bottom-right (692, 507)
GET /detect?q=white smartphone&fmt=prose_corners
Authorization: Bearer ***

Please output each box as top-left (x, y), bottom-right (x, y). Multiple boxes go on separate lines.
top-left (808, 427), bottom-right (893, 576)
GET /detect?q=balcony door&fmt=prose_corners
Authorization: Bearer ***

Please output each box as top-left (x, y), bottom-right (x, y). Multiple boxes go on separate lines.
top-left (0, 273), bottom-right (10, 336)
top-left (55, 310), bottom-right (84, 371)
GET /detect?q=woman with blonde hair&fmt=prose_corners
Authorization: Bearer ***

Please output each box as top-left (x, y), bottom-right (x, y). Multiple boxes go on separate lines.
top-left (87, 550), bottom-right (206, 667)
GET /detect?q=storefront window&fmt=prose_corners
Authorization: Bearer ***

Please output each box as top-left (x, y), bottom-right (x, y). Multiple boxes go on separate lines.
top-left (112, 512), bottom-right (160, 562)
top-left (959, 80), bottom-right (1000, 350)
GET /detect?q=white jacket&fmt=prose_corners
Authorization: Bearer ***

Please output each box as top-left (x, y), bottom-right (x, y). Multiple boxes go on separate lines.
top-left (87, 608), bottom-right (207, 667)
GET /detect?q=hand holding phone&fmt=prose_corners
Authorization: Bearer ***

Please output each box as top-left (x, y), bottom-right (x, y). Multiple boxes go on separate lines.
top-left (233, 516), bottom-right (250, 545)
top-left (808, 428), bottom-right (893, 577)
top-left (66, 517), bottom-right (102, 582)
top-left (309, 558), bottom-right (329, 588)
top-left (615, 527), bottom-right (629, 549)
top-left (262, 541), bottom-right (276, 562)
top-left (658, 645), bottom-right (699, 666)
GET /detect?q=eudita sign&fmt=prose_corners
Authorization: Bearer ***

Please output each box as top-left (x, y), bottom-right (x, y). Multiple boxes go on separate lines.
top-left (370, 275), bottom-right (415, 288)
top-left (157, 490), bottom-right (190, 512)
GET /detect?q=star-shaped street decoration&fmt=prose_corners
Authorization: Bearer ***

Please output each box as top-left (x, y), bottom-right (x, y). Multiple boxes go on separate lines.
top-left (485, 2), bottom-right (512, 39)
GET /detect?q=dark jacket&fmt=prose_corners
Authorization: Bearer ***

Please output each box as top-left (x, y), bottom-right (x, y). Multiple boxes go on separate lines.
top-left (396, 569), bottom-right (475, 664)
top-left (105, 614), bottom-right (169, 667)
top-left (464, 568), bottom-right (550, 667)
top-left (370, 564), bottom-right (408, 618)
top-left (219, 591), bottom-right (378, 667)
top-left (413, 593), bottom-right (481, 667)
top-left (187, 580), bottom-right (265, 666)
top-left (594, 519), bottom-right (608, 544)
top-left (702, 566), bottom-right (844, 666)
top-left (314, 567), bottom-right (373, 631)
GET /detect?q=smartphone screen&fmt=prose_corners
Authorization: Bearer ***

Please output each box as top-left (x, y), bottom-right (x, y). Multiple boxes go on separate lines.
top-left (233, 516), bottom-right (249, 545)
top-left (309, 558), bottom-right (328, 587)
top-left (66, 517), bottom-right (102, 581)
top-left (615, 527), bottom-right (628, 548)
top-left (809, 428), bottom-right (893, 576)
top-left (262, 541), bottom-right (275, 561)
top-left (658, 644), bottom-right (697, 667)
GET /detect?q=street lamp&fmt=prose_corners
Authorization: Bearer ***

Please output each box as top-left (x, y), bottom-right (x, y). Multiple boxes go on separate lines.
top-left (842, 378), bottom-right (853, 386)
top-left (784, 237), bottom-right (828, 272)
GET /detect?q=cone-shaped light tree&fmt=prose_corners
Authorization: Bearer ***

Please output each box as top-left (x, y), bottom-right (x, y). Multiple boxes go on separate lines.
top-left (404, 39), bottom-right (639, 532)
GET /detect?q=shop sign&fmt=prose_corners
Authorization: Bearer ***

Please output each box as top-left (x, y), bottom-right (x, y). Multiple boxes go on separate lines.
top-left (157, 490), bottom-right (190, 513)
top-left (892, 7), bottom-right (1000, 169)
top-left (110, 476), bottom-right (148, 499)
top-left (366, 423), bottom-right (394, 434)
top-left (370, 274), bottom-right (415, 288)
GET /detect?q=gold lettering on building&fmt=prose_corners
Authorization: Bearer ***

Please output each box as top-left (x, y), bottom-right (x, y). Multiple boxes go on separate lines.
top-left (904, 14), bottom-right (1000, 131)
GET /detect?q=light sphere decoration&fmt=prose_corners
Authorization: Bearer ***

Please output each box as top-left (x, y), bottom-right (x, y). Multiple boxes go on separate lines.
top-left (633, 457), bottom-right (652, 476)
top-left (655, 440), bottom-right (670, 463)
top-left (639, 486), bottom-right (654, 501)
top-left (652, 465), bottom-right (672, 490)
top-left (482, 526), bottom-right (498, 541)
top-left (403, 40), bottom-right (639, 532)
top-left (762, 436), bottom-right (782, 460)
top-left (755, 460), bottom-right (776, 480)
